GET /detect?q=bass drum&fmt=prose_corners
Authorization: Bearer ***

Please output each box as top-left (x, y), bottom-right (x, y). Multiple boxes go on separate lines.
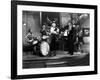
top-left (34, 41), bottom-right (50, 57)
top-left (40, 41), bottom-right (50, 56)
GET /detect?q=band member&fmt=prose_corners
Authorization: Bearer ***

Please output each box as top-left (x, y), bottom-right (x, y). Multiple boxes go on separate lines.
top-left (68, 22), bottom-right (72, 31)
top-left (77, 29), bottom-right (83, 52)
top-left (63, 25), bottom-right (69, 51)
top-left (73, 25), bottom-right (80, 52)
top-left (25, 29), bottom-right (33, 44)
top-left (25, 29), bottom-right (38, 54)
top-left (40, 24), bottom-right (47, 36)
top-left (40, 24), bottom-right (50, 43)
top-left (50, 21), bottom-right (59, 56)
top-left (63, 26), bottom-right (69, 37)
top-left (67, 25), bottom-right (76, 55)
top-left (50, 21), bottom-right (59, 34)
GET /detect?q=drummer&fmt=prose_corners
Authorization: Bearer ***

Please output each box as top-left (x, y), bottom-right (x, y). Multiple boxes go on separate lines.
top-left (40, 24), bottom-right (49, 41)
top-left (41, 24), bottom-right (47, 36)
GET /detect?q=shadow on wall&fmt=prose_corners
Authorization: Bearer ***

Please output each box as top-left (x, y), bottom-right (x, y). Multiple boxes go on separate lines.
top-left (60, 13), bottom-right (71, 27)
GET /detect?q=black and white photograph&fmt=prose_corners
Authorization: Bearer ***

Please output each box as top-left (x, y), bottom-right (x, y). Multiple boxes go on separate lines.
top-left (22, 11), bottom-right (90, 68)
top-left (11, 1), bottom-right (97, 79)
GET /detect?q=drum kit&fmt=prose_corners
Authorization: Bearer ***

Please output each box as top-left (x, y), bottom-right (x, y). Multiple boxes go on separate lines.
top-left (25, 32), bottom-right (51, 57)
top-left (25, 26), bottom-right (70, 57)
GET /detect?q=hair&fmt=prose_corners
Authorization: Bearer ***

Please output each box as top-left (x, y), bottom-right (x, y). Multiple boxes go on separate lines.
top-left (28, 29), bottom-right (32, 34)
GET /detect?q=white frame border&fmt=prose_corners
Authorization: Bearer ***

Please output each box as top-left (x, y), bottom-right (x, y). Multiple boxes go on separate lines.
top-left (17, 5), bottom-right (95, 75)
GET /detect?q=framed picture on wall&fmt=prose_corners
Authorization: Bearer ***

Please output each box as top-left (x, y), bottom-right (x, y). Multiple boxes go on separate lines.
top-left (11, 0), bottom-right (97, 79)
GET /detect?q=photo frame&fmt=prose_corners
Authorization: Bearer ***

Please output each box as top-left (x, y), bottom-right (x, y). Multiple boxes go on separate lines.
top-left (11, 0), bottom-right (97, 79)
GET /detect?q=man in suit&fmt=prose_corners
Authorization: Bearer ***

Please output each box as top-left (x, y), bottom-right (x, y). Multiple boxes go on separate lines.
top-left (67, 25), bottom-right (76, 55)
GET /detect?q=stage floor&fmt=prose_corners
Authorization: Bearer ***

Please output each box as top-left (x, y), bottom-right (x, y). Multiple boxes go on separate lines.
top-left (23, 51), bottom-right (89, 69)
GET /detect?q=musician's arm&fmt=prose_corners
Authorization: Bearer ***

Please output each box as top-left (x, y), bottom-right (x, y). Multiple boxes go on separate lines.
top-left (50, 27), bottom-right (58, 34)
top-left (57, 28), bottom-right (59, 33)
top-left (25, 34), bottom-right (33, 43)
top-left (28, 39), bottom-right (33, 42)
top-left (25, 34), bottom-right (29, 39)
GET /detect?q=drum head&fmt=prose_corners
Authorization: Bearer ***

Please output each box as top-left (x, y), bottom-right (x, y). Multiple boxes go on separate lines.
top-left (40, 41), bottom-right (50, 56)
